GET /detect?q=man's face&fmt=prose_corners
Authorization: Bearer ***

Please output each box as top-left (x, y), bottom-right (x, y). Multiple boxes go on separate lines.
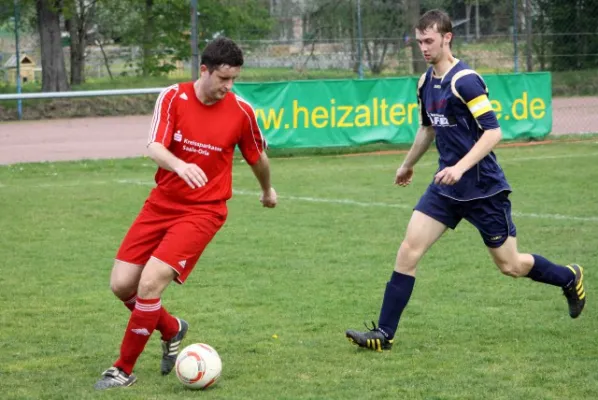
top-left (415, 24), bottom-right (451, 65)
top-left (200, 64), bottom-right (241, 101)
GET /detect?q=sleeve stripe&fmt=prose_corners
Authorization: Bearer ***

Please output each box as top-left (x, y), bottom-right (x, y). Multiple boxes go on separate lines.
top-left (234, 94), bottom-right (267, 152)
top-left (148, 84), bottom-right (178, 144)
top-left (467, 95), bottom-right (493, 118)
top-left (471, 104), bottom-right (493, 118)
top-left (450, 69), bottom-right (486, 104)
top-left (466, 94), bottom-right (487, 108)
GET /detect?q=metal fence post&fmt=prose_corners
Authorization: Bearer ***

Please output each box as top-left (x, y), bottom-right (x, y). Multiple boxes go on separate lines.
top-left (356, 0), bottom-right (364, 79)
top-left (191, 0), bottom-right (199, 81)
top-left (14, 0), bottom-right (22, 120)
top-left (513, 0), bottom-right (519, 73)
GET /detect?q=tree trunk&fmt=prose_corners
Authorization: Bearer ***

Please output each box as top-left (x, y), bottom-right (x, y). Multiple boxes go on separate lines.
top-left (475, 0), bottom-right (480, 39)
top-left (67, 0), bottom-right (96, 85)
top-left (66, 5), bottom-right (81, 84)
top-left (69, 21), bottom-right (86, 85)
top-left (142, 0), bottom-right (154, 76)
top-left (37, 0), bottom-right (69, 92)
top-left (465, 4), bottom-right (471, 42)
top-left (98, 40), bottom-right (113, 80)
top-left (525, 0), bottom-right (533, 72)
top-left (407, 0), bottom-right (426, 74)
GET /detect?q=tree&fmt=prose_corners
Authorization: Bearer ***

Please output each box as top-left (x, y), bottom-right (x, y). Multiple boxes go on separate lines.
top-left (91, 0), bottom-right (140, 79)
top-left (302, 0), bottom-right (407, 75)
top-left (107, 0), bottom-right (273, 77)
top-left (407, 0), bottom-right (425, 74)
top-left (538, 0), bottom-right (598, 71)
top-left (36, 0), bottom-right (69, 91)
top-left (577, 0), bottom-right (598, 70)
top-left (63, 0), bottom-right (97, 85)
top-left (360, 0), bottom-right (405, 74)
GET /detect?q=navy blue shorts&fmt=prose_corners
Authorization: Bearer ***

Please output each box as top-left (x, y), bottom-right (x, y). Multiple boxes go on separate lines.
top-left (414, 186), bottom-right (516, 248)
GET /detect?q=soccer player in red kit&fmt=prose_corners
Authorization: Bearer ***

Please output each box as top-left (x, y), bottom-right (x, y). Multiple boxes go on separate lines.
top-left (94, 37), bottom-right (277, 390)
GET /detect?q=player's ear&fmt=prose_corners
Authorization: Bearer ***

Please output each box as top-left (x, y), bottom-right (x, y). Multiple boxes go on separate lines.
top-left (444, 32), bottom-right (452, 47)
top-left (199, 64), bottom-right (209, 77)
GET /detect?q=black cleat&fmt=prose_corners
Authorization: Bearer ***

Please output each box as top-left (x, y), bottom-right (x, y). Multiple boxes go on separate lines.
top-left (161, 318), bottom-right (188, 375)
top-left (94, 367), bottom-right (137, 390)
top-left (346, 322), bottom-right (393, 352)
top-left (563, 264), bottom-right (586, 318)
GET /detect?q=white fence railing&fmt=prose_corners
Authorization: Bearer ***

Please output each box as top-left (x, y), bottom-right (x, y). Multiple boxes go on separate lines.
top-left (0, 88), bottom-right (164, 101)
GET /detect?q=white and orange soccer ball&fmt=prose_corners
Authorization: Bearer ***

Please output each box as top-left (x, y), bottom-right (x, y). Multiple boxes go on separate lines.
top-left (175, 343), bottom-right (222, 390)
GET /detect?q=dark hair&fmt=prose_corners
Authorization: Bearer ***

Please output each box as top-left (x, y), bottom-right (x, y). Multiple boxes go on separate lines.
top-left (416, 9), bottom-right (453, 37)
top-left (200, 37), bottom-right (244, 72)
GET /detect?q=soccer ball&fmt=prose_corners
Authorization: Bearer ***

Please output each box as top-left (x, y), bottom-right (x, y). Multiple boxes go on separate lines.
top-left (175, 343), bottom-right (222, 390)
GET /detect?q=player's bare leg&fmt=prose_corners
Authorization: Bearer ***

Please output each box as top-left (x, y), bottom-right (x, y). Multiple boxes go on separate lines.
top-left (486, 237), bottom-right (534, 277)
top-left (393, 211), bottom-right (448, 276)
top-left (346, 211), bottom-right (448, 351)
top-left (110, 260), bottom-right (185, 374)
top-left (95, 258), bottom-right (184, 389)
top-left (488, 236), bottom-right (585, 318)
top-left (111, 260), bottom-right (143, 303)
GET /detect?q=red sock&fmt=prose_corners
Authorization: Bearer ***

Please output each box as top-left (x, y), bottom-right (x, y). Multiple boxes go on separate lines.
top-left (114, 297), bottom-right (161, 375)
top-left (122, 293), bottom-right (137, 311)
top-left (121, 293), bottom-right (180, 341)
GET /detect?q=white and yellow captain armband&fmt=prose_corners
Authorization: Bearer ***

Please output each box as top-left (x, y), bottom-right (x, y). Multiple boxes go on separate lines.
top-left (467, 94), bottom-right (493, 118)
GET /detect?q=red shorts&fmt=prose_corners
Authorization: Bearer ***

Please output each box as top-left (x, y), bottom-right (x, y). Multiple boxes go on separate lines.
top-left (116, 191), bottom-right (227, 284)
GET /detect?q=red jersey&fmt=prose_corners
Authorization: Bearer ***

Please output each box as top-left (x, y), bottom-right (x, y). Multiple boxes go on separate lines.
top-left (147, 82), bottom-right (266, 206)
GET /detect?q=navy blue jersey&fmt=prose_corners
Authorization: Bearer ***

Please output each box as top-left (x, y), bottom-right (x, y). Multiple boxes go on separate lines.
top-left (418, 59), bottom-right (511, 201)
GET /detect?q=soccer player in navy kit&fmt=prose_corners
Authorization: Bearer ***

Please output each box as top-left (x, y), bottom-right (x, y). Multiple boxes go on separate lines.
top-left (345, 9), bottom-right (586, 352)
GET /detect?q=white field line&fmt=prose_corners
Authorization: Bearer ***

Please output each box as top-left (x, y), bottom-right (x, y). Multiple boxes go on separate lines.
top-left (1, 150), bottom-right (597, 223)
top-left (347, 151), bottom-right (598, 170)
top-left (1, 178), bottom-right (596, 222)
top-left (230, 189), bottom-right (598, 223)
top-left (115, 180), bottom-right (598, 223)
top-left (284, 150), bottom-right (598, 172)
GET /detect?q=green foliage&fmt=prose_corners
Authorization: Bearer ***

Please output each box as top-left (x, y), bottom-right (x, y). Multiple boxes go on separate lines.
top-left (94, 0), bottom-right (274, 77)
top-left (0, 0), bottom-right (37, 34)
top-left (533, 0), bottom-right (598, 71)
top-left (201, 0), bottom-right (274, 43)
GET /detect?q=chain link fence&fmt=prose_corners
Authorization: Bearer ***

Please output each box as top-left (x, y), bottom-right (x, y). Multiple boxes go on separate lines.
top-left (0, 0), bottom-right (596, 134)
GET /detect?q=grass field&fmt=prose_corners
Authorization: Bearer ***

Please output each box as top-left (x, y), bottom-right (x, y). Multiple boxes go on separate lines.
top-left (1, 140), bottom-right (598, 399)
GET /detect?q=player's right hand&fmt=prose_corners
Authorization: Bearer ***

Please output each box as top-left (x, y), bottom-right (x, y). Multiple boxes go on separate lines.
top-left (174, 162), bottom-right (208, 189)
top-left (395, 166), bottom-right (414, 187)
top-left (260, 187), bottom-right (277, 208)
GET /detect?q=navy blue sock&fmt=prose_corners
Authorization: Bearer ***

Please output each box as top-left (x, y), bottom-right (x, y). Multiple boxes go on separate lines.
top-left (526, 254), bottom-right (575, 287)
top-left (377, 271), bottom-right (415, 340)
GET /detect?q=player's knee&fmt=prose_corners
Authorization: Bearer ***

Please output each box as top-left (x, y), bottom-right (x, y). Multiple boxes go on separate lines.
top-left (110, 279), bottom-right (136, 300)
top-left (495, 260), bottom-right (527, 278)
top-left (396, 239), bottom-right (423, 274)
top-left (137, 276), bottom-right (169, 299)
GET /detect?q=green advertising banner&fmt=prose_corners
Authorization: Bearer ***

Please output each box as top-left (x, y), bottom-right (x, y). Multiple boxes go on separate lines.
top-left (232, 72), bottom-right (551, 149)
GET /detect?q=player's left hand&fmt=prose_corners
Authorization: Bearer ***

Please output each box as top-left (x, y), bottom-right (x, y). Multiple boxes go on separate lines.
top-left (434, 166), bottom-right (465, 185)
top-left (260, 187), bottom-right (277, 208)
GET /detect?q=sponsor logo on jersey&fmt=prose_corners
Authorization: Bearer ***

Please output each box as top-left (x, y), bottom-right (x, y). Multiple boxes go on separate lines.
top-left (174, 130), bottom-right (183, 142)
top-left (427, 112), bottom-right (457, 127)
